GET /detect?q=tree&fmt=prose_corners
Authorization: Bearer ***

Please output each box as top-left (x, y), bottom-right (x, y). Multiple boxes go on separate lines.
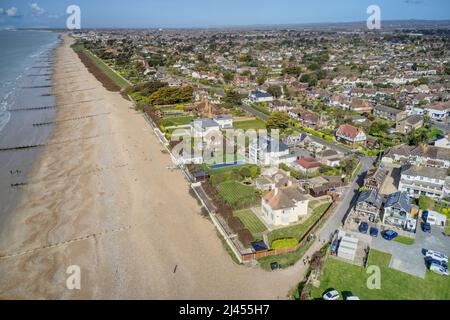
top-left (419, 195), bottom-right (435, 211)
top-left (223, 71), bottom-right (235, 84)
top-left (267, 85), bottom-right (282, 99)
top-left (266, 111), bottom-right (290, 131)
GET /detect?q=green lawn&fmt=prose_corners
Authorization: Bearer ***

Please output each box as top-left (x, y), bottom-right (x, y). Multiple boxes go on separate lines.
top-left (272, 238), bottom-right (298, 250)
top-left (394, 235), bottom-right (415, 245)
top-left (311, 250), bottom-right (450, 300)
top-left (233, 118), bottom-right (267, 131)
top-left (234, 209), bottom-right (267, 235)
top-left (217, 181), bottom-right (260, 209)
top-left (258, 236), bottom-right (316, 271)
top-left (205, 164), bottom-right (258, 176)
top-left (251, 103), bottom-right (271, 116)
top-left (267, 202), bottom-right (331, 246)
top-left (159, 115), bottom-right (194, 127)
top-left (83, 50), bottom-right (130, 88)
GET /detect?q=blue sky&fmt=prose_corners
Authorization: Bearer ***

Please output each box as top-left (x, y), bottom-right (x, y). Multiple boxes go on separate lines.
top-left (0, 0), bottom-right (449, 28)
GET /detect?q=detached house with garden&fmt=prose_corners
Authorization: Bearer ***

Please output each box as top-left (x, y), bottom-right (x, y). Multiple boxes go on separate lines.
top-left (335, 124), bottom-right (367, 147)
top-left (261, 187), bottom-right (309, 226)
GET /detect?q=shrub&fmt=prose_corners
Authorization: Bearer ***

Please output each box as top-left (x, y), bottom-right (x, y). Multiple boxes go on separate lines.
top-left (237, 229), bottom-right (254, 247)
top-left (228, 216), bottom-right (246, 233)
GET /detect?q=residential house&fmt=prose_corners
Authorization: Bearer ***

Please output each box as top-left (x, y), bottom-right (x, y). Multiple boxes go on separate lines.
top-left (435, 133), bottom-right (450, 149)
top-left (255, 168), bottom-right (296, 191)
top-left (364, 168), bottom-right (388, 192)
top-left (396, 115), bottom-right (424, 134)
top-left (425, 101), bottom-right (450, 121)
top-left (261, 187), bottom-right (309, 226)
top-left (398, 165), bottom-right (449, 199)
top-left (354, 189), bottom-right (384, 222)
top-left (249, 136), bottom-right (289, 166)
top-left (373, 105), bottom-right (407, 122)
top-left (351, 98), bottom-right (373, 113)
top-left (382, 145), bottom-right (450, 169)
top-left (317, 149), bottom-right (344, 167)
top-left (292, 157), bottom-right (322, 174)
top-left (335, 124), bottom-right (367, 147)
top-left (191, 119), bottom-right (221, 138)
top-left (382, 191), bottom-right (417, 232)
top-left (213, 114), bottom-right (233, 129)
top-left (249, 90), bottom-right (274, 103)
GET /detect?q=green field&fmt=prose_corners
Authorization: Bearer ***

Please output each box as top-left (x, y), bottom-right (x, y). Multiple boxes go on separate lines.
top-left (233, 118), bottom-right (267, 131)
top-left (267, 202), bottom-right (331, 245)
top-left (234, 209), bottom-right (267, 235)
top-left (311, 250), bottom-right (450, 300)
top-left (84, 50), bottom-right (130, 88)
top-left (217, 181), bottom-right (260, 209)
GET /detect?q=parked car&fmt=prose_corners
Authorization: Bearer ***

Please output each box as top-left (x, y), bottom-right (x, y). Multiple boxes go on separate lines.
top-left (345, 296), bottom-right (360, 300)
top-left (323, 290), bottom-right (340, 301)
top-left (425, 257), bottom-right (448, 270)
top-left (425, 250), bottom-right (448, 263)
top-left (382, 230), bottom-right (398, 241)
top-left (422, 222), bottom-right (431, 233)
top-left (422, 210), bottom-right (429, 221)
top-left (359, 222), bottom-right (369, 234)
top-left (370, 227), bottom-right (379, 237)
top-left (429, 263), bottom-right (449, 276)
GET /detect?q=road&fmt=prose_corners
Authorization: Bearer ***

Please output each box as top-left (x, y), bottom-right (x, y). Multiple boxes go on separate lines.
top-left (317, 156), bottom-right (375, 241)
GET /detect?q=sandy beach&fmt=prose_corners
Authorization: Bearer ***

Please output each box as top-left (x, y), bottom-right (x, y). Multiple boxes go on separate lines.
top-left (0, 35), bottom-right (305, 300)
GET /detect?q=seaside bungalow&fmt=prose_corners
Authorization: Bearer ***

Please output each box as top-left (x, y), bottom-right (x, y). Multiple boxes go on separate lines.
top-left (261, 187), bottom-right (309, 226)
top-left (249, 90), bottom-right (274, 103)
top-left (335, 124), bottom-right (367, 147)
top-left (382, 191), bottom-right (417, 232)
top-left (354, 189), bottom-right (384, 223)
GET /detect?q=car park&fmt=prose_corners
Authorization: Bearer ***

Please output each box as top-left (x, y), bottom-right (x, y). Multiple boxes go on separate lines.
top-left (369, 227), bottom-right (379, 237)
top-left (429, 263), bottom-right (449, 276)
top-left (382, 230), bottom-right (398, 241)
top-left (425, 250), bottom-right (448, 263)
top-left (323, 290), bottom-right (340, 301)
top-left (359, 222), bottom-right (369, 234)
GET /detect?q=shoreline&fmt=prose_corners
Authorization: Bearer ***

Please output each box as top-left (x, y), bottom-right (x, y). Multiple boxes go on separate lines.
top-left (0, 34), bottom-right (306, 299)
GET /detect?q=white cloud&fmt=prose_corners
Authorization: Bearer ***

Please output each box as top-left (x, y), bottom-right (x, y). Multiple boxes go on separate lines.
top-left (30, 3), bottom-right (45, 16)
top-left (6, 7), bottom-right (19, 17)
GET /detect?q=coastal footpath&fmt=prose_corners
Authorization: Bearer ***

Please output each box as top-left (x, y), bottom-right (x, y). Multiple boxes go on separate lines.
top-left (0, 35), bottom-right (310, 299)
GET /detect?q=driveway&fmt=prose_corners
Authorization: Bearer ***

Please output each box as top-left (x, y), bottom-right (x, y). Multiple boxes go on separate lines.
top-left (371, 227), bottom-right (450, 278)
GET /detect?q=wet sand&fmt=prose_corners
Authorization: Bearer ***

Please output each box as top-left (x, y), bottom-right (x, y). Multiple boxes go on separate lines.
top-left (0, 35), bottom-right (305, 299)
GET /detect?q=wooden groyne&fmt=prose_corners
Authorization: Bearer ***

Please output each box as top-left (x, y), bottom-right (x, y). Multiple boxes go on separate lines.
top-left (8, 105), bottom-right (55, 112)
top-left (33, 112), bottom-right (111, 126)
top-left (0, 144), bottom-right (45, 152)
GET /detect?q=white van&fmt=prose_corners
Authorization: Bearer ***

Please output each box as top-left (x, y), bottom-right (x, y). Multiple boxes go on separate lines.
top-left (426, 250), bottom-right (448, 263)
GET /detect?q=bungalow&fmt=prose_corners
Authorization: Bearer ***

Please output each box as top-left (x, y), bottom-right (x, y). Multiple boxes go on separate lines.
top-left (261, 187), bottom-right (309, 226)
top-left (382, 145), bottom-right (450, 169)
top-left (255, 167), bottom-right (296, 191)
top-left (292, 157), bottom-right (322, 174)
top-left (396, 115), bottom-right (423, 134)
top-left (213, 114), bottom-right (233, 129)
top-left (249, 90), bottom-right (274, 103)
top-left (335, 124), bottom-right (367, 147)
top-left (382, 191), bottom-right (417, 232)
top-left (351, 98), bottom-right (373, 114)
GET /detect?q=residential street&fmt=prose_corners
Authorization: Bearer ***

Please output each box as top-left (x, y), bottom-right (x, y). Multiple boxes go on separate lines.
top-left (317, 156), bottom-right (375, 241)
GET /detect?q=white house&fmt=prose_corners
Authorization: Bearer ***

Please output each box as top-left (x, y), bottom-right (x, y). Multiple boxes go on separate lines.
top-left (249, 90), bottom-right (274, 103)
top-left (261, 187), bottom-right (309, 226)
top-left (191, 119), bottom-right (221, 138)
top-left (425, 102), bottom-right (450, 121)
top-left (249, 136), bottom-right (290, 166)
top-left (399, 165), bottom-right (449, 199)
top-left (213, 114), bottom-right (233, 129)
